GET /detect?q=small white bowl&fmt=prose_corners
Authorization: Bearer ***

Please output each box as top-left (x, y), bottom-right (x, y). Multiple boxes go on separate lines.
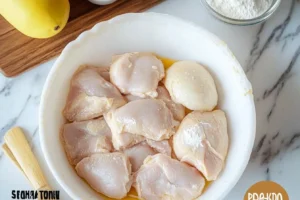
top-left (88, 0), bottom-right (117, 5)
top-left (40, 13), bottom-right (256, 200)
top-left (201, 0), bottom-right (281, 25)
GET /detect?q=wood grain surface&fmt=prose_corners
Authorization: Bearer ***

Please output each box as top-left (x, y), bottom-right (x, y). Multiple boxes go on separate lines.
top-left (0, 0), bottom-right (163, 77)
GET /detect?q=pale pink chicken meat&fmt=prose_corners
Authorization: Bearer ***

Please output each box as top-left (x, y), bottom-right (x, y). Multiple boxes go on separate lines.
top-left (76, 152), bottom-right (132, 199)
top-left (110, 52), bottom-right (165, 98)
top-left (125, 86), bottom-right (185, 121)
top-left (124, 86), bottom-right (185, 121)
top-left (124, 142), bottom-right (156, 172)
top-left (173, 110), bottom-right (228, 181)
top-left (134, 154), bottom-right (205, 200)
top-left (63, 66), bottom-right (126, 122)
top-left (124, 94), bottom-right (145, 102)
top-left (62, 118), bottom-right (113, 165)
top-left (105, 124), bottom-right (173, 152)
top-left (146, 139), bottom-right (172, 156)
top-left (110, 131), bottom-right (145, 151)
top-left (105, 99), bottom-right (179, 143)
top-left (124, 140), bottom-right (172, 172)
top-left (156, 86), bottom-right (185, 121)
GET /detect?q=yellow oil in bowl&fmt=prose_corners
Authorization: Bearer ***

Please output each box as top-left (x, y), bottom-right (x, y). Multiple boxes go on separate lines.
top-left (156, 55), bottom-right (177, 70)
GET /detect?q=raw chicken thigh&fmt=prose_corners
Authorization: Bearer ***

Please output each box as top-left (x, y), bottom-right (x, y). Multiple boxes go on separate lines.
top-left (173, 110), bottom-right (228, 181)
top-left (156, 86), bottom-right (185, 121)
top-left (63, 66), bottom-right (126, 122)
top-left (76, 152), bottom-right (132, 199)
top-left (146, 139), bottom-right (172, 156)
top-left (110, 52), bottom-right (165, 98)
top-left (134, 154), bottom-right (205, 200)
top-left (124, 140), bottom-right (172, 172)
top-left (125, 94), bottom-right (145, 102)
top-left (62, 118), bottom-right (113, 165)
top-left (61, 52), bottom-right (229, 200)
top-left (124, 142), bottom-right (156, 172)
top-left (105, 99), bottom-right (179, 142)
top-left (125, 86), bottom-right (185, 121)
top-left (164, 61), bottom-right (218, 111)
top-left (110, 131), bottom-right (145, 150)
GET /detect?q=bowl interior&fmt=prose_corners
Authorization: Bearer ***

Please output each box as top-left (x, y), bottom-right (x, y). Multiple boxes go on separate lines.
top-left (40, 13), bottom-right (255, 200)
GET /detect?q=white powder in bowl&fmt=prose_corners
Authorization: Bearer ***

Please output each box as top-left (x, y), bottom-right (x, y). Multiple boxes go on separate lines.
top-left (206, 0), bottom-right (272, 20)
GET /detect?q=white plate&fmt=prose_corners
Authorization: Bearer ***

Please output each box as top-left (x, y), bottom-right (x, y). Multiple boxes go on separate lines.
top-left (40, 13), bottom-right (256, 200)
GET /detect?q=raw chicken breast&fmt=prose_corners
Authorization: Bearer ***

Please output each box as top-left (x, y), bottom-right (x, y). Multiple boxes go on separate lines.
top-left (110, 52), bottom-right (165, 98)
top-left (76, 152), bottom-right (132, 199)
top-left (63, 66), bottom-right (126, 122)
top-left (164, 61), bottom-right (218, 111)
top-left (124, 142), bottom-right (156, 172)
top-left (62, 118), bottom-right (113, 165)
top-left (105, 99), bottom-right (179, 142)
top-left (134, 154), bottom-right (205, 200)
top-left (156, 86), bottom-right (185, 121)
top-left (173, 110), bottom-right (228, 181)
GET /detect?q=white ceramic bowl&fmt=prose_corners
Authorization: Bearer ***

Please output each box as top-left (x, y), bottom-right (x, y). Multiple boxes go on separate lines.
top-left (40, 13), bottom-right (256, 200)
top-left (88, 0), bottom-right (117, 6)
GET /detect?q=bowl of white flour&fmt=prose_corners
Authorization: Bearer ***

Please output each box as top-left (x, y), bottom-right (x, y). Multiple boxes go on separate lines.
top-left (202, 0), bottom-right (281, 25)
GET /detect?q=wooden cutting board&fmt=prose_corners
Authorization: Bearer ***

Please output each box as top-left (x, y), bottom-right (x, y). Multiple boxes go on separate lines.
top-left (0, 0), bottom-right (164, 77)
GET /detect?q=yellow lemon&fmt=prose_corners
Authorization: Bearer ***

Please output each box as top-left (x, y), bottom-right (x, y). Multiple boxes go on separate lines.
top-left (0, 0), bottom-right (70, 38)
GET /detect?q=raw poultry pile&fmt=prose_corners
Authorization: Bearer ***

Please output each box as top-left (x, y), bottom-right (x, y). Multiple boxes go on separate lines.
top-left (61, 52), bottom-right (229, 200)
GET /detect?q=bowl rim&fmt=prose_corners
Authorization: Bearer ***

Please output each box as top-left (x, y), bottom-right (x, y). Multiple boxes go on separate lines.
top-left (39, 12), bottom-right (256, 200)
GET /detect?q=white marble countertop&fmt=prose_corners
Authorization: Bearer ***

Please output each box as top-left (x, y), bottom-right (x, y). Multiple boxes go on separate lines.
top-left (1, 0), bottom-right (300, 199)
